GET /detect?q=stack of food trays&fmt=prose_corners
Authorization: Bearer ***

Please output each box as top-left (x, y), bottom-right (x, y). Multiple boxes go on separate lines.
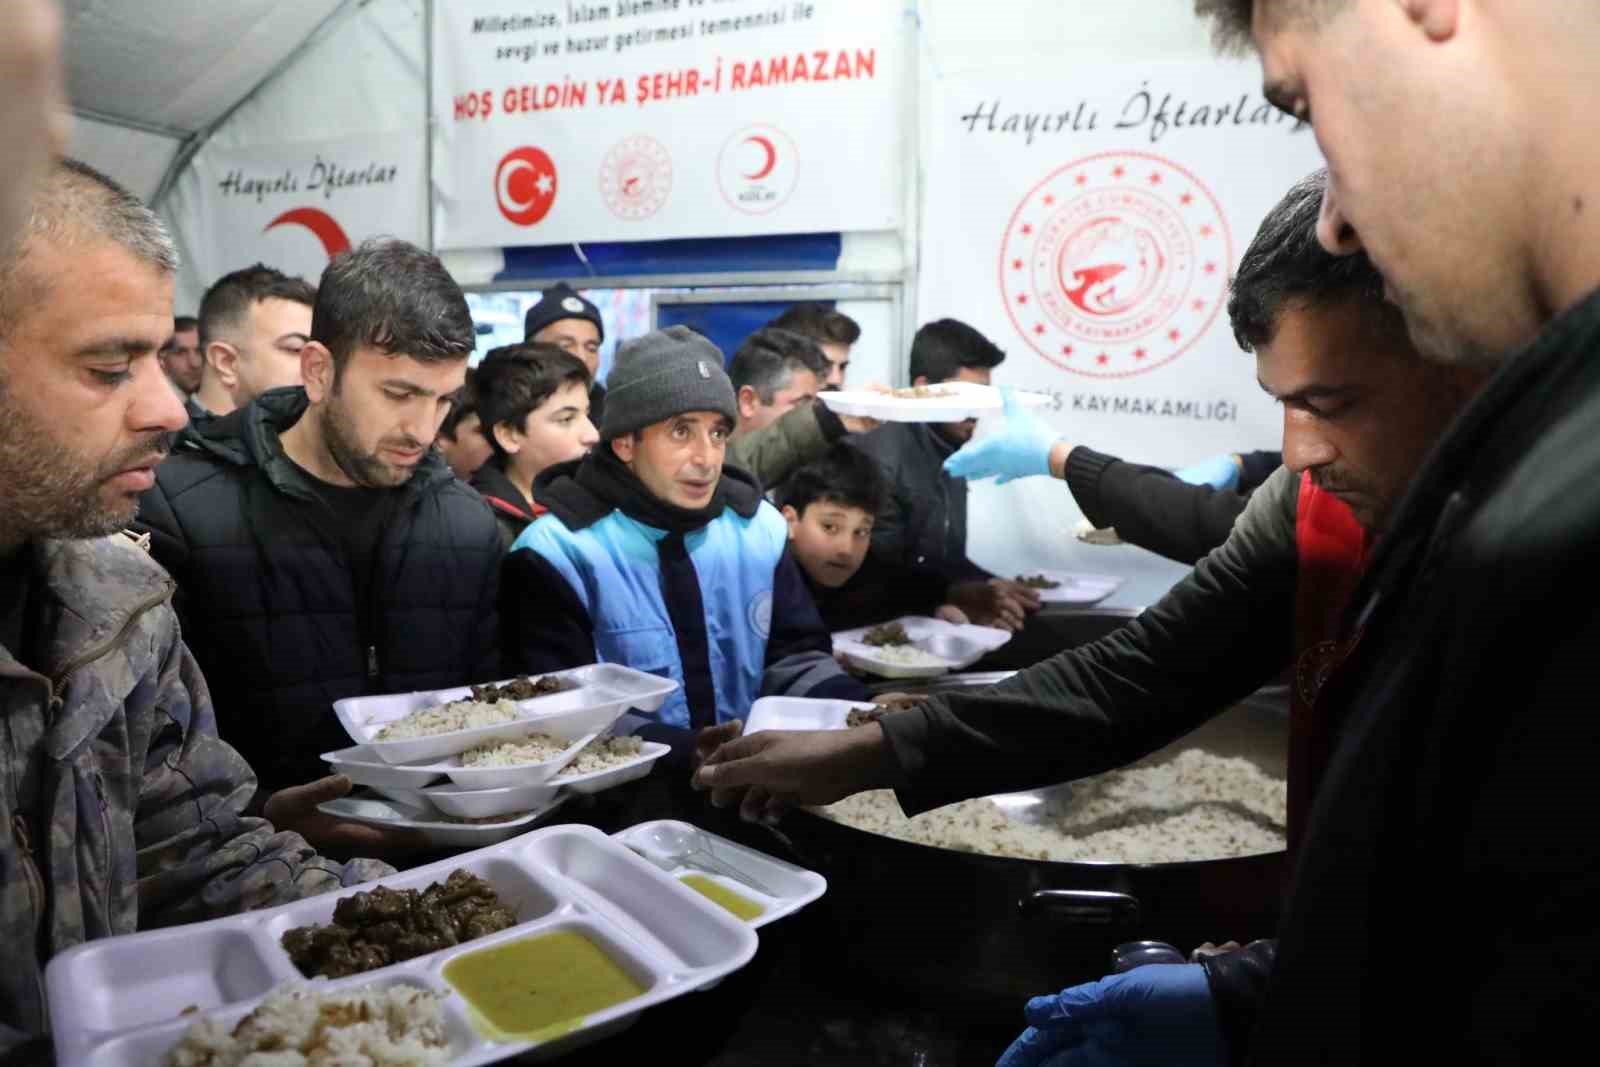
top-left (46, 825), bottom-right (785, 1065)
top-left (831, 616), bottom-right (1012, 679)
top-left (319, 665), bottom-right (678, 846)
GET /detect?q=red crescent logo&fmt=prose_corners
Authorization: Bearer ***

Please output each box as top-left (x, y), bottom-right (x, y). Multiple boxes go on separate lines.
top-left (495, 146), bottom-right (558, 227)
top-left (264, 208), bottom-right (351, 258)
top-left (743, 136), bottom-right (778, 180)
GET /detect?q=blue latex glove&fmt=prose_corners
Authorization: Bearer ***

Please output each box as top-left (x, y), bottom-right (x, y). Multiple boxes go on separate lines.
top-left (1173, 453), bottom-right (1242, 491)
top-left (942, 387), bottom-right (1062, 484)
top-left (995, 964), bottom-right (1223, 1067)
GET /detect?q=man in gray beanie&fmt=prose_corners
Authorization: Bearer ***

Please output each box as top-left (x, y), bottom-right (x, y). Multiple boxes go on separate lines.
top-left (500, 326), bottom-right (867, 732)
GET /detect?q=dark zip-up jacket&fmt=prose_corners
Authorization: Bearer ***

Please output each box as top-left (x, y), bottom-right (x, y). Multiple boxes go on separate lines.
top-left (849, 421), bottom-right (990, 583)
top-left (470, 461), bottom-right (542, 553)
top-left (133, 388), bottom-right (504, 794)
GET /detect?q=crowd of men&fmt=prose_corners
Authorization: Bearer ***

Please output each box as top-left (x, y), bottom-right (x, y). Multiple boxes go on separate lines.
top-left (2, 0), bottom-right (1597, 1062)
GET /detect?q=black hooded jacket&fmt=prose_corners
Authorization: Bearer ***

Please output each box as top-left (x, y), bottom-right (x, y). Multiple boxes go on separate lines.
top-left (134, 387), bottom-right (504, 793)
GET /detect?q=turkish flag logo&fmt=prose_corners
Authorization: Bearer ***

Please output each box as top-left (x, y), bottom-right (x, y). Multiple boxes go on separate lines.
top-left (495, 146), bottom-right (558, 227)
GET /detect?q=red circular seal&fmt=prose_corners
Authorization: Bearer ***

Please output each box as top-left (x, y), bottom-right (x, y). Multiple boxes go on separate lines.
top-left (495, 146), bottom-right (558, 227)
top-left (599, 134), bottom-right (672, 221)
top-left (717, 124), bottom-right (799, 216)
top-left (1000, 151), bottom-right (1233, 379)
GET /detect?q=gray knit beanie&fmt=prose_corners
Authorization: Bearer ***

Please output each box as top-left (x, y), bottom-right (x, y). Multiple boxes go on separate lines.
top-left (600, 326), bottom-right (738, 440)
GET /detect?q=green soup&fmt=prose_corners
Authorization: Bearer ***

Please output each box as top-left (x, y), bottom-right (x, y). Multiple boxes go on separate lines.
top-left (680, 873), bottom-right (765, 921)
top-left (443, 929), bottom-right (647, 1039)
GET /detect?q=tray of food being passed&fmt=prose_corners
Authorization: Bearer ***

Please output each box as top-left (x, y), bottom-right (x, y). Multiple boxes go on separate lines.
top-left (831, 616), bottom-right (1012, 679)
top-left (818, 380), bottom-right (1052, 423)
top-left (1009, 570), bottom-right (1124, 606)
top-left (47, 824), bottom-right (773, 1066)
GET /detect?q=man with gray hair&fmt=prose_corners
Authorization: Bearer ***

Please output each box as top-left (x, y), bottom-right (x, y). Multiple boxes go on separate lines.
top-left (0, 159), bottom-right (390, 1058)
top-left (729, 326), bottom-right (830, 438)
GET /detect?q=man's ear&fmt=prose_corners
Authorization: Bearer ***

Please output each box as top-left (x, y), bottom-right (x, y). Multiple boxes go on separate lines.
top-left (491, 419), bottom-right (522, 456)
top-left (610, 434), bottom-right (634, 464)
top-left (780, 504), bottom-right (800, 539)
top-left (300, 341), bottom-right (335, 404)
top-left (207, 341), bottom-right (240, 390)
top-left (737, 384), bottom-right (761, 421)
top-left (1400, 0), bottom-right (1459, 42)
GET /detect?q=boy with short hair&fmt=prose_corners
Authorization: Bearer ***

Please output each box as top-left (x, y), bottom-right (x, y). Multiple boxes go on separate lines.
top-left (471, 342), bottom-right (598, 549)
top-left (780, 444), bottom-right (967, 631)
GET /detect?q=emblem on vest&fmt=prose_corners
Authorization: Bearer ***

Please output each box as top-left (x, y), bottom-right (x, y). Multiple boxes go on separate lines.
top-left (747, 589), bottom-right (773, 639)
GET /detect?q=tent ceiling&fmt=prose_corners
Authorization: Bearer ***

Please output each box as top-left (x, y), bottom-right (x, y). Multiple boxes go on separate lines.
top-left (63, 0), bottom-right (345, 136)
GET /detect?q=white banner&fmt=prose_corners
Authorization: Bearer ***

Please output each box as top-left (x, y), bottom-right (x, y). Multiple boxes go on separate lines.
top-left (922, 60), bottom-right (1326, 465)
top-left (431, 0), bottom-right (907, 250)
top-left (167, 132), bottom-right (426, 304)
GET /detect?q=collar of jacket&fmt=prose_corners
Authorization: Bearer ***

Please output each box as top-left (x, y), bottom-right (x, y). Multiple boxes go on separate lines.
top-left (533, 445), bottom-right (763, 533)
top-left (177, 386), bottom-right (455, 505)
top-left (0, 537), bottom-right (175, 759)
top-left (470, 460), bottom-right (539, 521)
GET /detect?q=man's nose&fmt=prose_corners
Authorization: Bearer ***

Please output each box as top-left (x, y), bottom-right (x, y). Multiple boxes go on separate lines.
top-left (579, 416), bottom-right (599, 448)
top-left (1281, 409), bottom-right (1337, 474)
top-left (1317, 177), bottom-right (1363, 257)
top-left (131, 355), bottom-right (188, 434)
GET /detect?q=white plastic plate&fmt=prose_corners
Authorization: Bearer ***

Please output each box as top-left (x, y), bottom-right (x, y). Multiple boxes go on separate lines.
top-left (832, 615), bottom-right (1011, 679)
top-left (333, 664), bottom-right (679, 765)
top-left (388, 730), bottom-right (599, 791)
top-left (316, 793), bottom-right (572, 849)
top-left (47, 824), bottom-right (759, 1067)
top-left (417, 779), bottom-right (564, 821)
top-left (553, 741), bottom-right (672, 795)
top-left (1012, 570), bottom-right (1125, 606)
top-left (613, 820), bottom-right (827, 930)
top-left (818, 381), bottom-right (1051, 423)
top-left (321, 744), bottom-right (444, 791)
top-left (744, 696), bottom-right (880, 735)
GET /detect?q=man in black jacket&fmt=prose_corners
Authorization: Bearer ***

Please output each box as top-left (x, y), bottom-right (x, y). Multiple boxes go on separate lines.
top-left (136, 240), bottom-right (504, 850)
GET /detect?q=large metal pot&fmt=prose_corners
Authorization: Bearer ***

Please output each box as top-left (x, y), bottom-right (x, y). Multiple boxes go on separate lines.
top-left (780, 610), bottom-right (1290, 1008)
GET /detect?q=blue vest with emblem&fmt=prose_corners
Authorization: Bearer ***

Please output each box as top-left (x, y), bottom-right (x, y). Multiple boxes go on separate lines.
top-left (511, 502), bottom-right (787, 727)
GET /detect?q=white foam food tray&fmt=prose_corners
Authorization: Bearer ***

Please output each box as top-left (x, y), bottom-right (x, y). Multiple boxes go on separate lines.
top-left (552, 740), bottom-right (672, 795)
top-left (46, 823), bottom-right (759, 1067)
top-left (421, 779), bottom-right (564, 820)
top-left (333, 664), bottom-right (679, 765)
top-left (744, 696), bottom-right (881, 735)
top-left (833, 615), bottom-right (1012, 679)
top-left (614, 820), bottom-right (827, 930)
top-left (321, 744), bottom-right (445, 792)
top-left (316, 793), bottom-right (571, 848)
top-left (818, 381), bottom-right (1051, 423)
top-left (1013, 570), bottom-right (1125, 606)
top-left (386, 730), bottom-right (600, 790)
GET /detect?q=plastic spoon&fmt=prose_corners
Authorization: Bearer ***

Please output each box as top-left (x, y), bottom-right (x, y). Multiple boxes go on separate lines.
top-left (636, 824), bottom-right (780, 897)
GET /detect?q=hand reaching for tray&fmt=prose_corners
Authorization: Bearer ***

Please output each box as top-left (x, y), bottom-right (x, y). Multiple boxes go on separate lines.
top-left (692, 724), bottom-right (894, 824)
top-left (264, 775), bottom-right (431, 858)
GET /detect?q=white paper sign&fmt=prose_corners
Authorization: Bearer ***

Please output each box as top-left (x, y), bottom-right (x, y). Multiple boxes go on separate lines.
top-left (430, 0), bottom-right (907, 250)
top-left (166, 131), bottom-right (426, 302)
top-left (921, 61), bottom-right (1327, 464)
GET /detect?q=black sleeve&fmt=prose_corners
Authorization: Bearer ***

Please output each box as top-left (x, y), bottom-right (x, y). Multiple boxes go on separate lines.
top-left (1199, 940), bottom-right (1278, 1066)
top-left (468, 509), bottom-right (506, 683)
top-left (499, 547), bottom-right (598, 673)
top-left (1064, 445), bottom-right (1261, 565)
top-left (133, 478), bottom-right (194, 620)
top-left (1237, 451), bottom-right (1283, 495)
top-left (879, 468), bottom-right (1299, 814)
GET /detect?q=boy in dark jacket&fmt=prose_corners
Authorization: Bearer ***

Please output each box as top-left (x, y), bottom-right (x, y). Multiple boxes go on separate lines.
top-left (470, 342), bottom-right (598, 551)
top-left (779, 444), bottom-right (966, 631)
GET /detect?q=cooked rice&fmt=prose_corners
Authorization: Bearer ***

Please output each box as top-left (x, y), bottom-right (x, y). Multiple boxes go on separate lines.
top-left (865, 645), bottom-right (945, 667)
top-left (459, 733), bottom-right (567, 767)
top-left (818, 748), bottom-right (1286, 864)
top-left (373, 699), bottom-right (520, 742)
top-left (556, 735), bottom-right (645, 778)
top-left (165, 984), bottom-right (449, 1066)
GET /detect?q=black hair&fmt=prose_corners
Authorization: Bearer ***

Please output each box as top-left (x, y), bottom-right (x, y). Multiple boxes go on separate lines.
top-left (780, 443), bottom-right (886, 518)
top-left (311, 239), bottom-right (474, 374)
top-left (767, 303), bottom-right (861, 346)
top-left (1193, 0), bottom-right (1342, 56)
top-left (1227, 169), bottom-right (1404, 351)
top-left (439, 366), bottom-right (479, 442)
top-left (173, 315), bottom-right (199, 332)
top-left (197, 264), bottom-right (315, 348)
top-left (474, 342), bottom-right (593, 461)
top-left (908, 318), bottom-right (1006, 383)
top-left (728, 327), bottom-right (831, 404)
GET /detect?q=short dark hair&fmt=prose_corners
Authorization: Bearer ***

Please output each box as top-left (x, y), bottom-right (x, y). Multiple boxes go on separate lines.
top-left (1192, 0), bottom-right (1342, 55)
top-left (1227, 169), bottom-right (1404, 351)
top-left (197, 264), bottom-right (315, 347)
top-left (908, 319), bottom-right (1006, 383)
top-left (729, 327), bottom-right (830, 404)
top-left (439, 366), bottom-right (479, 442)
top-left (474, 342), bottom-right (592, 461)
top-left (173, 315), bottom-right (199, 333)
top-left (767, 303), bottom-right (861, 347)
top-left (311, 239), bottom-right (474, 374)
top-left (780, 443), bottom-right (885, 517)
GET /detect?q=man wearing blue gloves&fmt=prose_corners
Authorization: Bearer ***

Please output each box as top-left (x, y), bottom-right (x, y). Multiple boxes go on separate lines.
top-left (998, 964), bottom-right (1226, 1067)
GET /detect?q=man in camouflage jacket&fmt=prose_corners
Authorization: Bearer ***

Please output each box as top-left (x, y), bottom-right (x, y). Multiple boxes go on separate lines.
top-left (0, 160), bottom-right (389, 1058)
